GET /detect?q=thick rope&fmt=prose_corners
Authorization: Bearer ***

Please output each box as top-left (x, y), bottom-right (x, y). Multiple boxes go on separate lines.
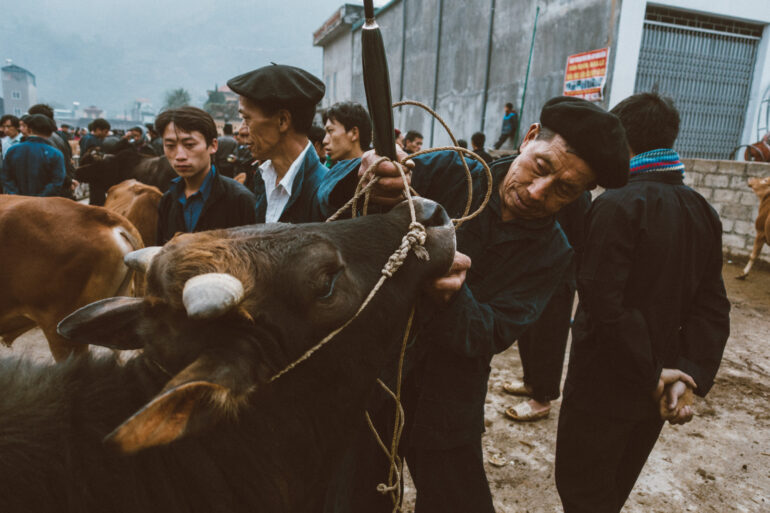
top-left (269, 99), bottom-right (495, 512)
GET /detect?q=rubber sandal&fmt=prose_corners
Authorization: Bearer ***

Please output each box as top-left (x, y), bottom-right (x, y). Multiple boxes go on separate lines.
top-left (504, 401), bottom-right (550, 422)
top-left (502, 380), bottom-right (533, 396)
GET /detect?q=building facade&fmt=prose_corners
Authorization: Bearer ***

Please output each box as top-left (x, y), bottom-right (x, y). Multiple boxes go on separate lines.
top-left (314, 0), bottom-right (770, 159)
top-left (1, 63), bottom-right (37, 117)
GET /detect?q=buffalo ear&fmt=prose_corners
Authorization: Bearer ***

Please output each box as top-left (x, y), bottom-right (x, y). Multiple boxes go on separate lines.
top-left (106, 351), bottom-right (259, 453)
top-left (105, 380), bottom-right (224, 454)
top-left (57, 297), bottom-right (146, 350)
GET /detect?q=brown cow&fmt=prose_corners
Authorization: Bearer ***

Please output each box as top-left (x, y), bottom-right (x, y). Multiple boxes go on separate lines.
top-left (0, 196), bottom-right (143, 360)
top-left (104, 179), bottom-right (163, 246)
top-left (737, 176), bottom-right (770, 279)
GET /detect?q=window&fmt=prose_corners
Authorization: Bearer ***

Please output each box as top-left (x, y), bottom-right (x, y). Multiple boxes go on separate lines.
top-left (13, 108), bottom-right (21, 116)
top-left (11, 91), bottom-right (21, 99)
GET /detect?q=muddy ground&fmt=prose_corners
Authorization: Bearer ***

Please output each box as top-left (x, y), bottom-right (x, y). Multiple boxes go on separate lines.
top-left (4, 263), bottom-right (769, 512)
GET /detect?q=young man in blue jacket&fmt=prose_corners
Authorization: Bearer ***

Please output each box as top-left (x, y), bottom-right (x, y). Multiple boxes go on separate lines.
top-left (1, 114), bottom-right (66, 197)
top-left (155, 106), bottom-right (257, 245)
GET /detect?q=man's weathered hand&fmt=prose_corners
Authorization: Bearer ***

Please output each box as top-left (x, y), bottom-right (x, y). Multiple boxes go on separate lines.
top-left (359, 147), bottom-right (414, 207)
top-left (661, 380), bottom-right (694, 425)
top-left (424, 252), bottom-right (471, 305)
top-left (653, 368), bottom-right (697, 402)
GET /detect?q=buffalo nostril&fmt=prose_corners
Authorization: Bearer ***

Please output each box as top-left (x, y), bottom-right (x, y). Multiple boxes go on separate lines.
top-left (414, 198), bottom-right (451, 228)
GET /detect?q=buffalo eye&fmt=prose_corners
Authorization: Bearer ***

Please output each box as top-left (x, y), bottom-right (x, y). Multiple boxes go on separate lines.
top-left (318, 267), bottom-right (344, 300)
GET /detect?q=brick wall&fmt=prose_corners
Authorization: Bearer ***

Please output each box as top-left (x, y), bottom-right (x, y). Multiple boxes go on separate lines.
top-left (683, 159), bottom-right (770, 265)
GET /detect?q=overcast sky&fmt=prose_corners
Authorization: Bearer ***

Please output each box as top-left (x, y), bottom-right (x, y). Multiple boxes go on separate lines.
top-left (1, 0), bottom-right (385, 116)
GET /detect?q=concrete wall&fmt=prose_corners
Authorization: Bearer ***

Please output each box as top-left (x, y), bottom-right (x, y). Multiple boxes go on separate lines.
top-left (321, 30), bottom-right (354, 108)
top-left (338, 0), bottom-right (620, 149)
top-left (683, 159), bottom-right (770, 263)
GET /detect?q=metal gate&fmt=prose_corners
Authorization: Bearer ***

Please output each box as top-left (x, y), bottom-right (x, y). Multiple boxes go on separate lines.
top-left (634, 8), bottom-right (762, 159)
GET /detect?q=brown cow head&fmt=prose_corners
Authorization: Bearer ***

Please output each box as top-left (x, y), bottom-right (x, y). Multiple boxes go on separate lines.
top-left (58, 198), bottom-right (455, 453)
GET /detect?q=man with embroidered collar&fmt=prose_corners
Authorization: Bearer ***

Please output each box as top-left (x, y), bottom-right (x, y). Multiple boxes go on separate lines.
top-left (155, 106), bottom-right (257, 245)
top-left (323, 97), bottom-right (632, 513)
top-left (227, 63), bottom-right (328, 223)
top-left (554, 92), bottom-right (730, 513)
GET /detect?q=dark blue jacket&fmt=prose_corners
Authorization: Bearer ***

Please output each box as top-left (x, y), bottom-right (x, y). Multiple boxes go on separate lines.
top-left (1, 136), bottom-right (67, 196)
top-left (253, 146), bottom-right (328, 223)
top-left (156, 168), bottom-right (257, 245)
top-left (321, 152), bottom-right (573, 448)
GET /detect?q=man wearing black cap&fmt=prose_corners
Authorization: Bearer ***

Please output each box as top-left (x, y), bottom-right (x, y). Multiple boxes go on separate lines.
top-left (554, 92), bottom-right (730, 513)
top-left (324, 97), bottom-right (631, 513)
top-left (227, 63), bottom-right (328, 222)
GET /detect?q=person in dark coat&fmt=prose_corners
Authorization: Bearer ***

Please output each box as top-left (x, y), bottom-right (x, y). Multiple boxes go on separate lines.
top-left (322, 97), bottom-right (631, 513)
top-left (28, 104), bottom-right (76, 198)
top-left (227, 63), bottom-right (328, 224)
top-left (554, 92), bottom-right (730, 513)
top-left (471, 131), bottom-right (494, 164)
top-left (1, 114), bottom-right (66, 197)
top-left (214, 123), bottom-right (238, 178)
top-left (503, 191), bottom-right (591, 421)
top-left (154, 106), bottom-right (256, 245)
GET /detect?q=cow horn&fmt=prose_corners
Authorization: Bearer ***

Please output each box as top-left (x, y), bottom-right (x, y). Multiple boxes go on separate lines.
top-left (125, 247), bottom-right (163, 273)
top-left (182, 273), bottom-right (245, 319)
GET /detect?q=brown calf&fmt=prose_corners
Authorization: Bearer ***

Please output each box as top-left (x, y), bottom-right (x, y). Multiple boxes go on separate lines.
top-left (737, 176), bottom-right (770, 279)
top-left (104, 179), bottom-right (162, 246)
top-left (0, 196), bottom-right (143, 360)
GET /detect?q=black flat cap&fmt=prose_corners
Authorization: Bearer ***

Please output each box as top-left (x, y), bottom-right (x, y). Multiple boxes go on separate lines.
top-left (227, 64), bottom-right (325, 106)
top-left (540, 96), bottom-right (629, 189)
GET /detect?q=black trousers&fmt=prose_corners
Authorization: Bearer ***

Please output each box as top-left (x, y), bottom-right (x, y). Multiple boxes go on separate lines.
top-left (493, 132), bottom-right (513, 150)
top-left (555, 400), bottom-right (664, 513)
top-left (517, 283), bottom-right (575, 402)
top-left (324, 369), bottom-right (495, 513)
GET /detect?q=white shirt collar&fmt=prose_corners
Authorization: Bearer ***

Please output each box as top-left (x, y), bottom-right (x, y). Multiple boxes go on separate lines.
top-left (259, 141), bottom-right (312, 194)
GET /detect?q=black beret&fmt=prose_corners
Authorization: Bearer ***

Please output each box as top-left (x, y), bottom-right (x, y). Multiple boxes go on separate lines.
top-left (540, 96), bottom-right (629, 189)
top-left (24, 113), bottom-right (57, 136)
top-left (227, 64), bottom-right (325, 106)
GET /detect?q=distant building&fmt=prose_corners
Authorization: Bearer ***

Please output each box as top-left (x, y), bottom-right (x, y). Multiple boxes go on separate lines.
top-left (1, 63), bottom-right (37, 117)
top-left (204, 84), bottom-right (240, 129)
top-left (83, 105), bottom-right (104, 119)
top-left (130, 99), bottom-right (156, 124)
top-left (314, 0), bottom-right (770, 159)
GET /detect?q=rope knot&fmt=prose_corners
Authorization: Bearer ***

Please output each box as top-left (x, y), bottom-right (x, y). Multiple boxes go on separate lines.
top-left (381, 222), bottom-right (429, 278)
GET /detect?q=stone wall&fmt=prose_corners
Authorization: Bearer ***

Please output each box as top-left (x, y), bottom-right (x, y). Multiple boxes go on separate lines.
top-left (683, 159), bottom-right (770, 265)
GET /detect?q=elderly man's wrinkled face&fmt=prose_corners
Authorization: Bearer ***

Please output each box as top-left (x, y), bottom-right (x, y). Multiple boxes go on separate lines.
top-left (238, 97), bottom-right (283, 162)
top-left (499, 124), bottom-right (596, 221)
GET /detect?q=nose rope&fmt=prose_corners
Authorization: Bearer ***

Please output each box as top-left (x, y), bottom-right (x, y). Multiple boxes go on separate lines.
top-left (270, 100), bottom-right (494, 512)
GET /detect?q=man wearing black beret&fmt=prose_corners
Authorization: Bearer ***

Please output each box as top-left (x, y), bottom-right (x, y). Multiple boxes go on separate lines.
top-left (324, 97), bottom-right (630, 512)
top-left (227, 63), bottom-right (328, 223)
top-left (555, 92), bottom-right (730, 513)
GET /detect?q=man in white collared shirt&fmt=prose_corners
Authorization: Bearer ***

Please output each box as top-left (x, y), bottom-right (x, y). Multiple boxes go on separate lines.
top-left (228, 64), bottom-right (328, 224)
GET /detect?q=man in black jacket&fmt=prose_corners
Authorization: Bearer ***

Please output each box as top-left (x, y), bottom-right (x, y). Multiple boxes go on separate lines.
top-left (554, 92), bottom-right (730, 513)
top-left (155, 106), bottom-right (256, 245)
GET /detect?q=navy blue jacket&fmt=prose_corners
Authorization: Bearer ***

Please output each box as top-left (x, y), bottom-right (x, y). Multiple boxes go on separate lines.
top-left (253, 146), bottom-right (328, 223)
top-left (1, 136), bottom-right (67, 196)
top-left (322, 152), bottom-right (573, 448)
top-left (564, 171), bottom-right (730, 420)
top-left (156, 168), bottom-right (257, 244)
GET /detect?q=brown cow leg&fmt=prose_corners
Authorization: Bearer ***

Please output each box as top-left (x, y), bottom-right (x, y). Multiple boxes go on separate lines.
top-left (737, 233), bottom-right (765, 280)
top-left (42, 326), bottom-right (87, 362)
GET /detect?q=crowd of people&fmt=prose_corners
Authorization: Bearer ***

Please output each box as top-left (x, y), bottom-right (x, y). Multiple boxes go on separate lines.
top-left (0, 61), bottom-right (730, 513)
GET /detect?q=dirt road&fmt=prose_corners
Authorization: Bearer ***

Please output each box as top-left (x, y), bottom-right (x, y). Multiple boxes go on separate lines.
top-left (4, 263), bottom-right (769, 512)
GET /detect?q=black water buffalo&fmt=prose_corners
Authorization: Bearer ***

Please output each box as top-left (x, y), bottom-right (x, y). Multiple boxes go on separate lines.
top-left (76, 147), bottom-right (176, 205)
top-left (0, 198), bottom-right (455, 513)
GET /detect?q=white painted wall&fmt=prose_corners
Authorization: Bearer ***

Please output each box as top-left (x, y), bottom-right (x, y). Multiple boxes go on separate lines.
top-left (610, 0), bottom-right (770, 152)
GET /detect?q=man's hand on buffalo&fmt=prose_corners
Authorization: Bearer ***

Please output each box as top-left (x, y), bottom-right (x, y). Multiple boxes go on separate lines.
top-left (359, 147), bottom-right (414, 207)
top-left (423, 252), bottom-right (472, 305)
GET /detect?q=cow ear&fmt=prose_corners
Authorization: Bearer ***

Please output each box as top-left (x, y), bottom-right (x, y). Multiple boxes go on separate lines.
top-left (57, 297), bottom-right (146, 350)
top-left (105, 380), bottom-right (224, 454)
top-left (106, 352), bottom-right (258, 453)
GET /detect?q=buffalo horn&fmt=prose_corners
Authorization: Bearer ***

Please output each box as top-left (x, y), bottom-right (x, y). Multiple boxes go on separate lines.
top-left (124, 247), bottom-right (163, 273)
top-left (182, 273), bottom-right (245, 319)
